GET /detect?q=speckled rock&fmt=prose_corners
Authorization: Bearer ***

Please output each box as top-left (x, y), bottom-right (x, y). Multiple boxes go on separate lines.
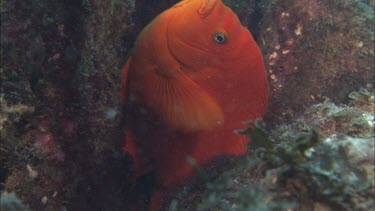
top-left (257, 0), bottom-right (374, 125)
top-left (1, 0), bottom-right (135, 210)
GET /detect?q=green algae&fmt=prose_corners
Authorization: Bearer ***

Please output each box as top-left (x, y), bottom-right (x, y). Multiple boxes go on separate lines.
top-left (172, 124), bottom-right (374, 211)
top-left (246, 128), bottom-right (373, 210)
top-left (0, 192), bottom-right (30, 211)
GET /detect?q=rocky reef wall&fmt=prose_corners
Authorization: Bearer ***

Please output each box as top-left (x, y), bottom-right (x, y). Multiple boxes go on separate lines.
top-left (1, 0), bottom-right (373, 210)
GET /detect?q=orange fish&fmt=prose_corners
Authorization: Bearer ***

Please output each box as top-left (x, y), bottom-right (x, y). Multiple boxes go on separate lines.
top-left (121, 0), bottom-right (268, 210)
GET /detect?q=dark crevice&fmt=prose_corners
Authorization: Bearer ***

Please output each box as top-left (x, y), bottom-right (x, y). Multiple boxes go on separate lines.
top-left (251, 0), bottom-right (265, 42)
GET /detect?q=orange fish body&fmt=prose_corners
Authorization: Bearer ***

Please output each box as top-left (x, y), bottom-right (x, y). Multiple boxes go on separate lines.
top-left (121, 0), bottom-right (268, 210)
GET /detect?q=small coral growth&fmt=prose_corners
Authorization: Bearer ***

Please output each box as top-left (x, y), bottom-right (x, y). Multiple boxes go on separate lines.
top-left (247, 126), bottom-right (373, 210)
top-left (172, 122), bottom-right (374, 211)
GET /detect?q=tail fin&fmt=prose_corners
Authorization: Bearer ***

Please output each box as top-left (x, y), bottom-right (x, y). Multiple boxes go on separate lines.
top-left (120, 57), bottom-right (132, 104)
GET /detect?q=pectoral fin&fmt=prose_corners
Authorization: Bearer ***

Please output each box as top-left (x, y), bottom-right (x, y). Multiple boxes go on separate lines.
top-left (122, 129), bottom-right (151, 179)
top-left (133, 67), bottom-right (224, 132)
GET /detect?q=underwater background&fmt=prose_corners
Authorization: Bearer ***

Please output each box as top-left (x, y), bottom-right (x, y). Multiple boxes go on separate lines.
top-left (0, 0), bottom-right (374, 210)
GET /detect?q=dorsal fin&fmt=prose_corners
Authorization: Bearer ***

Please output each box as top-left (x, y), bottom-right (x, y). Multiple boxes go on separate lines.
top-left (198, 0), bottom-right (219, 17)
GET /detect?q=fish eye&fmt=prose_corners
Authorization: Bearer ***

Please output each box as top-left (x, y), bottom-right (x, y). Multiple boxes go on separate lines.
top-left (213, 32), bottom-right (227, 44)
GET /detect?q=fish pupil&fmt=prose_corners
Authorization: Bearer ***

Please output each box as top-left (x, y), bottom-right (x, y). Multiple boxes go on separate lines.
top-left (213, 32), bottom-right (226, 44)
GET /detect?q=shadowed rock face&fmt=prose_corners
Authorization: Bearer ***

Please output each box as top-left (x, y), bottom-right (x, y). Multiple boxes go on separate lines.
top-left (1, 0), bottom-right (85, 209)
top-left (1, 0), bottom-right (135, 210)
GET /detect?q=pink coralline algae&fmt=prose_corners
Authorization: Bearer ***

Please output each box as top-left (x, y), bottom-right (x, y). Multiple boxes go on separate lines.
top-left (34, 132), bottom-right (65, 162)
top-left (60, 118), bottom-right (77, 138)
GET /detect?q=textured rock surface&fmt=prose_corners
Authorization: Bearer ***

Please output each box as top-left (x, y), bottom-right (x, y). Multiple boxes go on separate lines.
top-left (1, 0), bottom-right (374, 210)
top-left (258, 0), bottom-right (374, 125)
top-left (1, 0), bottom-right (135, 210)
